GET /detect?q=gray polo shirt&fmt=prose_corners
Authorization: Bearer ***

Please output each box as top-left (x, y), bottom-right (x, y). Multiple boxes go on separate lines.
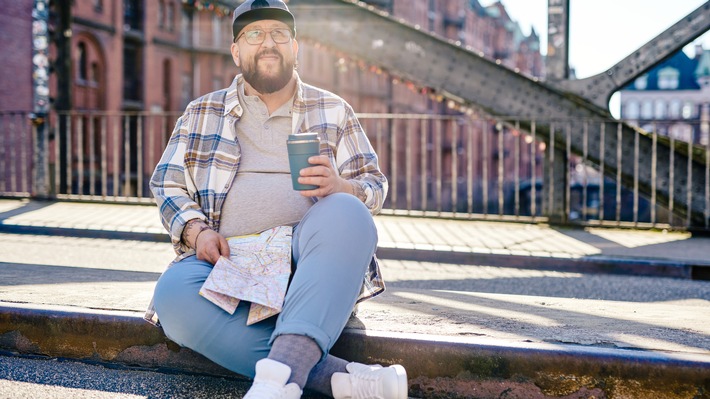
top-left (218, 87), bottom-right (313, 238)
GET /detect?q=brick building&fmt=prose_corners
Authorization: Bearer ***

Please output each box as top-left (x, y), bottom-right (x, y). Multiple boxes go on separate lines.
top-left (1, 0), bottom-right (545, 211)
top-left (1, 0), bottom-right (543, 116)
top-left (0, 0), bottom-right (35, 112)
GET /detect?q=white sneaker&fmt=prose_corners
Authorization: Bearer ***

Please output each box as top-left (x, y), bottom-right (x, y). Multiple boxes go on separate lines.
top-left (243, 359), bottom-right (302, 399)
top-left (331, 362), bottom-right (408, 399)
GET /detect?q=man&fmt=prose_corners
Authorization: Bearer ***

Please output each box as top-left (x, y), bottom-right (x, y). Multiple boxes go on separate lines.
top-left (146, 1), bottom-right (407, 398)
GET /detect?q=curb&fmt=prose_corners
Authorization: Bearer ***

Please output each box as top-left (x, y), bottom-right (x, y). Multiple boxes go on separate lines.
top-left (373, 246), bottom-right (710, 280)
top-left (1, 302), bottom-right (708, 398)
top-left (0, 224), bottom-right (170, 243)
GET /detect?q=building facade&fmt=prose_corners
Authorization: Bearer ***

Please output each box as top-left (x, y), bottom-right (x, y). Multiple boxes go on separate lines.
top-left (2, 0), bottom-right (545, 212)
top-left (619, 45), bottom-right (710, 146)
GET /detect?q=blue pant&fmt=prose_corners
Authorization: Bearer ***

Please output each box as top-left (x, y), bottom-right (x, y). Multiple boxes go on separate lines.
top-left (152, 193), bottom-right (377, 378)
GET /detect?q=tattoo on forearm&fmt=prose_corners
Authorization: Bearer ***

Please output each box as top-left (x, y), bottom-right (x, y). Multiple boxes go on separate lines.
top-left (182, 219), bottom-right (207, 246)
top-left (351, 181), bottom-right (367, 202)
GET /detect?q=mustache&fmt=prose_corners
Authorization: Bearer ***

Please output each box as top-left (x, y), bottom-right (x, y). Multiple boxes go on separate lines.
top-left (256, 49), bottom-right (283, 61)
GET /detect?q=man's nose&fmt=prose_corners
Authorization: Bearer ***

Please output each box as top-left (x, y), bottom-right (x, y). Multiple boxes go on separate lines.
top-left (261, 32), bottom-right (277, 47)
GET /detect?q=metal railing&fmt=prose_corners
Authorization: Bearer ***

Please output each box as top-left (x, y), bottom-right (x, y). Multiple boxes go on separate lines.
top-left (1, 110), bottom-right (708, 231)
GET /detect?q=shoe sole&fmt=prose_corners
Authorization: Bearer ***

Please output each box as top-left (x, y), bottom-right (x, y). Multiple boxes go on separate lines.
top-left (390, 364), bottom-right (408, 399)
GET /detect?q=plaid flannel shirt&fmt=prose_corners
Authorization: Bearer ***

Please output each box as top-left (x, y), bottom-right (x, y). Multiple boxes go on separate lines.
top-left (144, 74), bottom-right (388, 325)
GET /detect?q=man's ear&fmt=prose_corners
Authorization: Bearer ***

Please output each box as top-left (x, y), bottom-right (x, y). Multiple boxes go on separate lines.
top-left (231, 42), bottom-right (241, 68)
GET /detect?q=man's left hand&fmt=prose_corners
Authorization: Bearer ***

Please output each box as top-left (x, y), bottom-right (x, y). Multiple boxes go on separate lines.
top-left (297, 155), bottom-right (352, 197)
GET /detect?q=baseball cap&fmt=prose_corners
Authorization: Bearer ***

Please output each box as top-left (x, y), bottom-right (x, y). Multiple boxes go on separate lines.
top-left (232, 0), bottom-right (296, 40)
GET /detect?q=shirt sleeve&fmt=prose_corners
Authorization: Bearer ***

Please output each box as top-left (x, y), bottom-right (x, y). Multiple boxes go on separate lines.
top-left (335, 103), bottom-right (389, 215)
top-left (149, 107), bottom-right (207, 255)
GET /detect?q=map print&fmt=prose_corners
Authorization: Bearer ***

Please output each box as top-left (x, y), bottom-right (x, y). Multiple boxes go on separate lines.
top-left (200, 226), bottom-right (292, 325)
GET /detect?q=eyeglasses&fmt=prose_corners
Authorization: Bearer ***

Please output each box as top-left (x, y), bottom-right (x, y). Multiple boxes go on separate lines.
top-left (235, 28), bottom-right (292, 45)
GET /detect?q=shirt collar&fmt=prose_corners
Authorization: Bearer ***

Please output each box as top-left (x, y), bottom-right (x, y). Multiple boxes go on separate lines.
top-left (224, 75), bottom-right (243, 117)
top-left (224, 73), bottom-right (305, 118)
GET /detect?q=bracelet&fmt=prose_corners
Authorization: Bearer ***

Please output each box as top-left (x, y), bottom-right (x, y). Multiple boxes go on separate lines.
top-left (181, 219), bottom-right (208, 247)
top-left (193, 225), bottom-right (211, 247)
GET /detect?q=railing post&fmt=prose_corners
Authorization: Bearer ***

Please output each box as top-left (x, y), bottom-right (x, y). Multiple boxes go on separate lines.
top-left (544, 124), bottom-right (568, 223)
top-left (30, 113), bottom-right (50, 198)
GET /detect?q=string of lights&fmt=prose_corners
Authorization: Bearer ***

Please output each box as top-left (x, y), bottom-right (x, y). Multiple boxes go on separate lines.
top-left (180, 0), bottom-right (233, 17)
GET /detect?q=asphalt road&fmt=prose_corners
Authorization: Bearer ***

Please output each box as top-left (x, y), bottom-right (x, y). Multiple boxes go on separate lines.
top-left (0, 354), bottom-right (358, 399)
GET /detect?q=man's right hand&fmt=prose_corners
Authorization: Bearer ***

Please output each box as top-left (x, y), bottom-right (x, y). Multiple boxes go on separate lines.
top-left (195, 229), bottom-right (230, 265)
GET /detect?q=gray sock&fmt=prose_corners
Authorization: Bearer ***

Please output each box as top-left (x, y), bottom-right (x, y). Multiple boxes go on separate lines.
top-left (268, 334), bottom-right (321, 389)
top-left (305, 355), bottom-right (348, 397)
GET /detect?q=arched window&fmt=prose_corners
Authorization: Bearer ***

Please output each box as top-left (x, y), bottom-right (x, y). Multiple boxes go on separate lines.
top-left (654, 100), bottom-right (666, 119)
top-left (624, 101), bottom-right (639, 119)
top-left (682, 102), bottom-right (694, 119)
top-left (658, 67), bottom-right (679, 90)
top-left (78, 42), bottom-right (88, 81)
top-left (669, 99), bottom-right (681, 119)
top-left (634, 75), bottom-right (648, 90)
top-left (641, 100), bottom-right (653, 119)
top-left (91, 62), bottom-right (99, 84)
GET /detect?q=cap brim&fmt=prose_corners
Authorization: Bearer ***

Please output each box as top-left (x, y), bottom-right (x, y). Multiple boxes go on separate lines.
top-left (233, 8), bottom-right (295, 39)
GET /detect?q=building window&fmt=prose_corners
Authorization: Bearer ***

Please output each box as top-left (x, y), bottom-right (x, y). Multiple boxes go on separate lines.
top-left (77, 42), bottom-right (88, 81)
top-left (94, 0), bottom-right (103, 12)
top-left (123, 42), bottom-right (142, 102)
top-left (90, 62), bottom-right (99, 85)
top-left (162, 59), bottom-right (172, 110)
top-left (625, 101), bottom-right (639, 119)
top-left (654, 100), bottom-right (666, 119)
top-left (641, 100), bottom-right (653, 119)
top-left (123, 0), bottom-right (143, 32)
top-left (181, 73), bottom-right (192, 109)
top-left (658, 67), bottom-right (679, 90)
top-left (167, 2), bottom-right (175, 31)
top-left (158, 0), bottom-right (165, 29)
top-left (213, 15), bottom-right (222, 46)
top-left (180, 8), bottom-right (191, 45)
top-left (634, 75), bottom-right (648, 90)
top-left (682, 102), bottom-right (694, 119)
top-left (669, 99), bottom-right (681, 119)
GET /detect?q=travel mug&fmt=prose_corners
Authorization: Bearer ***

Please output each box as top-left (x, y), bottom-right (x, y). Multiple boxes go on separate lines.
top-left (287, 133), bottom-right (320, 190)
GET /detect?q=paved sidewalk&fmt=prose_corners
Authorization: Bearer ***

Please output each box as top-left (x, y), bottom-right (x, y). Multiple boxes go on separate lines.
top-left (1, 198), bottom-right (708, 269)
top-left (0, 198), bottom-right (709, 398)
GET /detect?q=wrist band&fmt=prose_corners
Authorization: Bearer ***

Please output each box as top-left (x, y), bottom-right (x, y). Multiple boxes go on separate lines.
top-left (193, 225), bottom-right (211, 247)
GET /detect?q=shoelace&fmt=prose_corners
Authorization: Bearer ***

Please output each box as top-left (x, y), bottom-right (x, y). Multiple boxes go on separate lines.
top-left (351, 366), bottom-right (385, 398)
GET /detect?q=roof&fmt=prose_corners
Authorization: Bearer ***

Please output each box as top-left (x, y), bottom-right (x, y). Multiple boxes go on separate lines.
top-left (623, 49), bottom-right (702, 91)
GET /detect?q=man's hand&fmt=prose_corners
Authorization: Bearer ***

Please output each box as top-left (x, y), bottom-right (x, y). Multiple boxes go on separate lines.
top-left (195, 229), bottom-right (230, 265)
top-left (297, 155), bottom-right (351, 198)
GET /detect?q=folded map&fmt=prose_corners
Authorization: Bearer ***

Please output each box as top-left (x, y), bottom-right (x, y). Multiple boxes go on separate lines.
top-left (199, 225), bottom-right (292, 325)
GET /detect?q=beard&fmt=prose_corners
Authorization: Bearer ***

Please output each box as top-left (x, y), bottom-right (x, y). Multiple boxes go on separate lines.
top-left (241, 49), bottom-right (294, 94)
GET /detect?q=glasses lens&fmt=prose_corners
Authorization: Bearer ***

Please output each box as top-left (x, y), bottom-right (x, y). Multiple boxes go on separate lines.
top-left (271, 29), bottom-right (290, 43)
top-left (245, 30), bottom-right (266, 44)
top-left (243, 29), bottom-right (291, 44)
